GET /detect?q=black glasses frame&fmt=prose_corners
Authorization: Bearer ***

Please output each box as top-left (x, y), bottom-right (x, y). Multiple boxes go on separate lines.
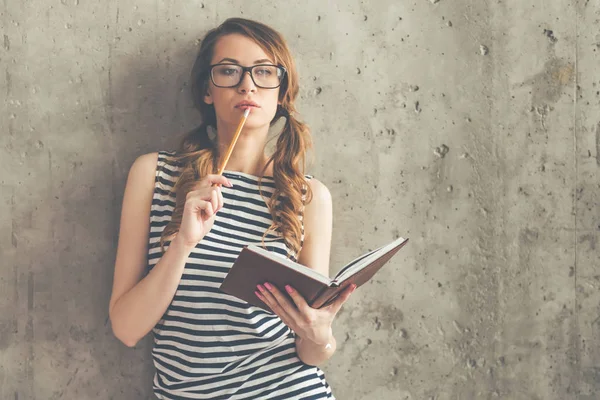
top-left (209, 63), bottom-right (287, 89)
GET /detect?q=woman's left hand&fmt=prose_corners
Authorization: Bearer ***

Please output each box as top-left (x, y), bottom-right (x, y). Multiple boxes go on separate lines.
top-left (255, 282), bottom-right (356, 345)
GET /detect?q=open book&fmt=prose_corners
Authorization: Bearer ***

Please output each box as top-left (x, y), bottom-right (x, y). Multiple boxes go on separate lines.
top-left (219, 237), bottom-right (409, 311)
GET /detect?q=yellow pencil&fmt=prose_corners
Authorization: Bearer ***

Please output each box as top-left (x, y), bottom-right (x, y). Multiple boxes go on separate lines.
top-left (216, 108), bottom-right (251, 176)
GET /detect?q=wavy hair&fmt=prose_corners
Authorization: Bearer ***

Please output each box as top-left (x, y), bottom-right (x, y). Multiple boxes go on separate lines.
top-left (160, 18), bottom-right (313, 257)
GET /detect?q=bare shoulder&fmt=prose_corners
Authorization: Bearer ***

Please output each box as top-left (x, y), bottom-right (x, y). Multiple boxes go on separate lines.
top-left (120, 151), bottom-right (159, 218)
top-left (305, 177), bottom-right (332, 208)
top-left (121, 152), bottom-right (159, 211)
top-left (129, 152), bottom-right (159, 178)
top-left (121, 151), bottom-right (159, 219)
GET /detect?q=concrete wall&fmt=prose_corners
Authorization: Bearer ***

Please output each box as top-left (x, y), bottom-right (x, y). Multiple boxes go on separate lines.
top-left (2, 0), bottom-right (599, 399)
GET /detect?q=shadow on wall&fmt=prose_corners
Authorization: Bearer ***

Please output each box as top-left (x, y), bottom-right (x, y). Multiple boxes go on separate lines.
top-left (2, 34), bottom-right (202, 397)
top-left (70, 36), bottom-right (203, 398)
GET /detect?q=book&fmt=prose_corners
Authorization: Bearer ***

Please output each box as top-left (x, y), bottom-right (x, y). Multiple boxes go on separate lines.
top-left (219, 236), bottom-right (409, 311)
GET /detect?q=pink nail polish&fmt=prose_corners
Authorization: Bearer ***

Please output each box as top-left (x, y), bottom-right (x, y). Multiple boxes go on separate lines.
top-left (264, 282), bottom-right (272, 290)
top-left (285, 285), bottom-right (293, 293)
top-left (257, 285), bottom-right (265, 292)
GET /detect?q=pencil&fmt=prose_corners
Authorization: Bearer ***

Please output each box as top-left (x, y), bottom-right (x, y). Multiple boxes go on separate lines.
top-left (216, 108), bottom-right (251, 176)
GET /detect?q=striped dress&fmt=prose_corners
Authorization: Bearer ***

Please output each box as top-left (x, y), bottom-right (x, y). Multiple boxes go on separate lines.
top-left (147, 151), bottom-right (335, 400)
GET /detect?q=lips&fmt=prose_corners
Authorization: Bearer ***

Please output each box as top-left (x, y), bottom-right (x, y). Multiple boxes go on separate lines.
top-left (235, 100), bottom-right (260, 109)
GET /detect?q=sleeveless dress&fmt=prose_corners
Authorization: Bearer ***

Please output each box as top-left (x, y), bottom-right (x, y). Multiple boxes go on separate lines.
top-left (147, 151), bottom-right (336, 400)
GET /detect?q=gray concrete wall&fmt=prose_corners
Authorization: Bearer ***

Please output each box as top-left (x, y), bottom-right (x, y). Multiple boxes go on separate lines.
top-left (1, 0), bottom-right (599, 399)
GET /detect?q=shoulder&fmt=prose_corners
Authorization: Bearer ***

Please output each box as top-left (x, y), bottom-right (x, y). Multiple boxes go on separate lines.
top-left (134, 152), bottom-right (159, 167)
top-left (125, 152), bottom-right (164, 192)
top-left (120, 153), bottom-right (159, 222)
top-left (130, 151), bottom-right (182, 178)
top-left (305, 177), bottom-right (332, 208)
top-left (129, 152), bottom-right (159, 178)
top-left (303, 177), bottom-right (333, 236)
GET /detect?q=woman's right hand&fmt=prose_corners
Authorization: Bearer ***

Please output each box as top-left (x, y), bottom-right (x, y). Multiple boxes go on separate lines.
top-left (175, 174), bottom-right (233, 248)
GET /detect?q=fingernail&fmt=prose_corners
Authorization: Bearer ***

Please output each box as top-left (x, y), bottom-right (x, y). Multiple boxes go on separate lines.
top-left (257, 285), bottom-right (265, 292)
top-left (285, 285), bottom-right (293, 293)
top-left (255, 290), bottom-right (262, 298)
top-left (264, 282), bottom-right (272, 290)
top-left (228, 180), bottom-right (234, 187)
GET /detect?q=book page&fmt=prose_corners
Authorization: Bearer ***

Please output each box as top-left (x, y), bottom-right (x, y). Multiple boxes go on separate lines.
top-left (332, 247), bottom-right (380, 281)
top-left (333, 237), bottom-right (407, 283)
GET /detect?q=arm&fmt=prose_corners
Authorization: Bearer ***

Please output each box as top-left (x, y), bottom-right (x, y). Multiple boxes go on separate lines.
top-left (294, 178), bottom-right (336, 365)
top-left (108, 153), bottom-right (195, 347)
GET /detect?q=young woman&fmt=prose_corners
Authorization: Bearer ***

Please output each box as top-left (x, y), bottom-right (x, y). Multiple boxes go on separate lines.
top-left (108, 18), bottom-right (355, 399)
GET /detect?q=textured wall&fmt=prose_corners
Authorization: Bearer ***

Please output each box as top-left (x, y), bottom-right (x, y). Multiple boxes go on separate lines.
top-left (1, 0), bottom-right (599, 399)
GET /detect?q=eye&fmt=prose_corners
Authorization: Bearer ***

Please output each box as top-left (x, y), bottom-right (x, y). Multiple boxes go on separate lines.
top-left (216, 65), bottom-right (240, 76)
top-left (255, 67), bottom-right (273, 76)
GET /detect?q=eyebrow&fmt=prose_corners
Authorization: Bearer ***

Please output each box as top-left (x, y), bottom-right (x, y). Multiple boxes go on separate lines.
top-left (217, 57), bottom-right (274, 64)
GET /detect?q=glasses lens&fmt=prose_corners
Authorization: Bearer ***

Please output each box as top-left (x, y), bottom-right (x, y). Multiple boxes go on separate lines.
top-left (252, 65), bottom-right (282, 88)
top-left (212, 65), bottom-right (243, 87)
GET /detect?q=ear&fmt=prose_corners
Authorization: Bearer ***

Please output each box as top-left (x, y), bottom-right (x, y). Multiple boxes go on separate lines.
top-left (204, 88), bottom-right (213, 105)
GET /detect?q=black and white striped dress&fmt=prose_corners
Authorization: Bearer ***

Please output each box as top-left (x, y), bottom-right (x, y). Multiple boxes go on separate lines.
top-left (147, 151), bottom-right (335, 400)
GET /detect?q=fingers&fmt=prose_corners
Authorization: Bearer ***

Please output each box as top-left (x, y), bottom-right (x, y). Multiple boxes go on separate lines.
top-left (185, 198), bottom-right (214, 219)
top-left (217, 186), bottom-right (224, 210)
top-left (186, 186), bottom-right (226, 214)
top-left (256, 283), bottom-right (303, 320)
top-left (211, 188), bottom-right (219, 214)
top-left (282, 285), bottom-right (310, 313)
top-left (255, 285), bottom-right (297, 329)
top-left (203, 201), bottom-right (215, 218)
top-left (199, 174), bottom-right (233, 188)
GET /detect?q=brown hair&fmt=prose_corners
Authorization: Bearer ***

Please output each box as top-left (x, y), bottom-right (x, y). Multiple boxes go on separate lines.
top-left (160, 18), bottom-right (313, 257)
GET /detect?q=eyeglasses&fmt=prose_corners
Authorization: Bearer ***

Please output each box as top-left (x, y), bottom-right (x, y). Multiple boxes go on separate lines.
top-left (209, 63), bottom-right (287, 89)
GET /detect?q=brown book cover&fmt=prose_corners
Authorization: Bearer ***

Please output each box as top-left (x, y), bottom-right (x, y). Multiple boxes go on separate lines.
top-left (219, 237), bottom-right (409, 312)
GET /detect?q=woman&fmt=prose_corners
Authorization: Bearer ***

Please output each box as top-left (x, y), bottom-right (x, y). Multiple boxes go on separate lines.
top-left (108, 18), bottom-right (355, 399)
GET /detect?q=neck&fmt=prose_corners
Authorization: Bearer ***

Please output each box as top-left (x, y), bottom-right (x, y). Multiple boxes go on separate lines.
top-left (215, 121), bottom-right (272, 177)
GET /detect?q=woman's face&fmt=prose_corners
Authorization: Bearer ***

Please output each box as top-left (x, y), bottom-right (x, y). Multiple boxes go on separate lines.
top-left (204, 33), bottom-right (281, 131)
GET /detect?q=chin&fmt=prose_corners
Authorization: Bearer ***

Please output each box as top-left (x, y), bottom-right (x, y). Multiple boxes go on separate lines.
top-left (243, 118), bottom-right (271, 130)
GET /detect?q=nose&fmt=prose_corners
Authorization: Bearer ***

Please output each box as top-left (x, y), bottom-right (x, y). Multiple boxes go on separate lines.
top-left (237, 71), bottom-right (257, 94)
